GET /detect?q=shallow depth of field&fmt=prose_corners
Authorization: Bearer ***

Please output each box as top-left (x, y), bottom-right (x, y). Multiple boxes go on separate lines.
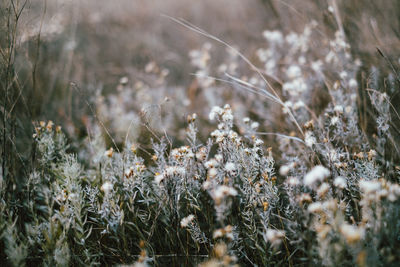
top-left (1, 0), bottom-right (400, 266)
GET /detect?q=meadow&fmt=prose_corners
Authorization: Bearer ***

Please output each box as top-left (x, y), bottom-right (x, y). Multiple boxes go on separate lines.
top-left (1, 0), bottom-right (400, 266)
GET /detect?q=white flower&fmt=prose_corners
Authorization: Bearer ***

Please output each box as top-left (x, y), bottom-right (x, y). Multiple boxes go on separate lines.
top-left (263, 30), bottom-right (283, 44)
top-left (286, 32), bottom-right (298, 45)
top-left (68, 193), bottom-right (78, 202)
top-left (265, 229), bottom-right (285, 246)
top-left (317, 183), bottom-right (330, 197)
top-left (180, 214), bottom-right (195, 228)
top-left (304, 165), bottom-right (330, 187)
top-left (330, 116), bottom-right (339, 126)
top-left (208, 168), bottom-right (218, 178)
top-left (211, 130), bottom-right (225, 143)
top-left (293, 101), bottom-right (305, 110)
top-left (340, 224), bottom-right (364, 243)
top-left (359, 179), bottom-right (381, 194)
top-left (213, 229), bottom-right (224, 239)
top-left (204, 159), bottom-right (219, 169)
top-left (308, 202), bottom-right (323, 213)
top-left (279, 165), bottom-right (290, 176)
top-left (334, 105), bottom-right (344, 113)
top-left (250, 122), bottom-right (260, 129)
top-left (304, 131), bottom-right (316, 147)
top-left (155, 173), bottom-right (164, 184)
top-left (214, 185), bottom-right (238, 200)
top-left (101, 181), bottom-right (113, 194)
top-left (222, 112), bottom-right (233, 122)
top-left (282, 101), bottom-right (293, 114)
top-left (254, 139), bottom-right (264, 146)
top-left (286, 65), bottom-right (302, 79)
top-left (209, 106), bottom-right (222, 121)
top-left (334, 176), bottom-right (347, 189)
top-left (311, 60), bottom-right (323, 72)
top-left (287, 177), bottom-right (300, 186)
top-left (202, 180), bottom-right (212, 190)
top-left (215, 154), bottom-right (223, 162)
top-left (349, 78), bottom-right (358, 88)
top-left (340, 71), bottom-right (348, 79)
top-left (225, 162), bottom-right (236, 172)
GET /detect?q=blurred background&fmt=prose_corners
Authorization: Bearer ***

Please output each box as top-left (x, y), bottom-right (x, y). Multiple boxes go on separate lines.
top-left (1, 0), bottom-right (400, 175)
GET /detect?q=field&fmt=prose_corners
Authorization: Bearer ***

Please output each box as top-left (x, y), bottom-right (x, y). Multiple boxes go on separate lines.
top-left (1, 0), bottom-right (400, 266)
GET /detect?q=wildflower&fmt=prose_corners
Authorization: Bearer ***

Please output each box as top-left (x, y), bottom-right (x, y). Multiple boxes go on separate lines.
top-left (119, 76), bottom-right (128, 85)
top-left (211, 130), bottom-right (225, 143)
top-left (46, 121), bottom-right (54, 131)
top-left (293, 101), bottom-right (305, 110)
top-left (213, 225), bottom-right (233, 240)
top-left (359, 179), bottom-right (381, 194)
top-left (388, 184), bottom-right (400, 202)
top-left (282, 101), bottom-right (293, 114)
top-left (340, 224), bottom-right (364, 244)
top-left (208, 168), bottom-right (218, 178)
top-left (304, 131), bottom-right (316, 147)
top-left (130, 144), bottom-right (137, 154)
top-left (215, 154), bottom-right (223, 162)
top-left (367, 149), bottom-right (377, 161)
top-left (279, 165), bottom-right (291, 176)
top-left (250, 122), bottom-right (259, 129)
top-left (287, 176), bottom-right (300, 186)
top-left (263, 201), bottom-right (269, 211)
top-left (155, 172), bottom-right (163, 184)
top-left (265, 229), bottom-right (285, 247)
top-left (213, 242), bottom-right (227, 259)
top-left (180, 214), bottom-right (195, 228)
top-left (308, 202), bottom-right (323, 213)
top-left (209, 106), bottom-right (223, 121)
top-left (68, 193), bottom-right (78, 202)
top-left (334, 105), bottom-right (344, 113)
top-left (311, 60), bottom-right (323, 72)
top-left (101, 181), bottom-right (113, 194)
top-left (317, 183), bottom-right (330, 198)
top-left (165, 166), bottom-right (186, 177)
top-left (222, 110), bottom-right (233, 122)
top-left (195, 147), bottom-right (207, 161)
top-left (340, 71), bottom-right (348, 79)
top-left (349, 78), bottom-right (358, 88)
top-left (322, 199), bottom-right (337, 211)
top-left (205, 159), bottom-right (219, 169)
top-left (316, 224), bottom-right (331, 240)
top-left (330, 116), bottom-right (339, 126)
top-left (344, 106), bottom-right (353, 114)
top-left (334, 176), bottom-right (347, 189)
top-left (254, 138), bottom-right (264, 146)
top-left (304, 120), bottom-right (314, 130)
top-left (327, 149), bottom-right (338, 161)
top-left (105, 148), bottom-right (114, 158)
top-left (213, 229), bottom-right (224, 239)
top-left (304, 165), bottom-right (330, 187)
top-left (286, 65), bottom-right (301, 79)
top-left (225, 162), bottom-right (236, 172)
top-left (263, 30), bottom-right (283, 44)
top-left (213, 185), bottom-right (238, 204)
top-left (298, 193), bottom-right (312, 204)
top-left (202, 180), bottom-right (212, 190)
top-left (145, 61), bottom-right (157, 73)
